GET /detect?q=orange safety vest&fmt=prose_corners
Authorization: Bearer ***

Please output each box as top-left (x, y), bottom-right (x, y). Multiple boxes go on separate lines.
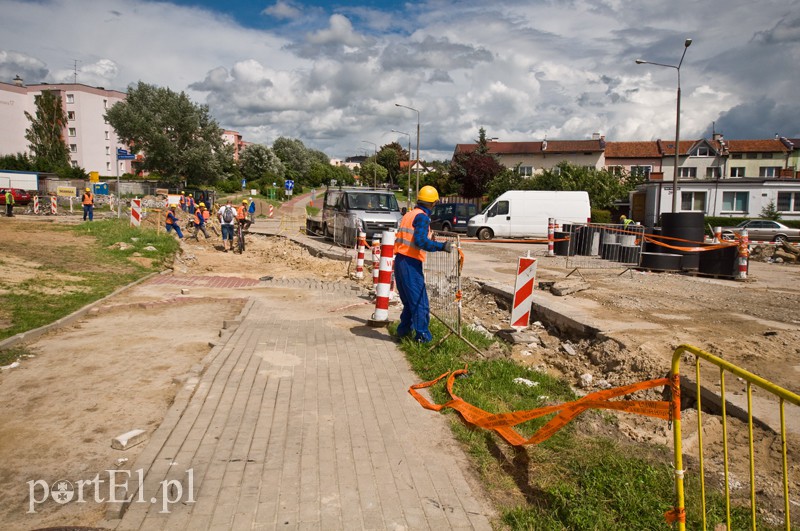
top-left (236, 206), bottom-right (246, 220)
top-left (202, 210), bottom-right (210, 221)
top-left (166, 210), bottom-right (176, 225)
top-left (394, 208), bottom-right (429, 262)
top-left (82, 192), bottom-right (93, 205)
top-left (194, 211), bottom-right (203, 225)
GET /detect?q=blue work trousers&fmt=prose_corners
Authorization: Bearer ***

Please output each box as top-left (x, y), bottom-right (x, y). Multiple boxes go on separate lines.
top-left (83, 204), bottom-right (93, 221)
top-left (394, 253), bottom-right (432, 343)
top-left (166, 223), bottom-right (184, 239)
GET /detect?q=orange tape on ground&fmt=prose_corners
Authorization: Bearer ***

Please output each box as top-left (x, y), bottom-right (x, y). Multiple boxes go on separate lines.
top-left (643, 235), bottom-right (737, 253)
top-left (409, 368), bottom-right (678, 446)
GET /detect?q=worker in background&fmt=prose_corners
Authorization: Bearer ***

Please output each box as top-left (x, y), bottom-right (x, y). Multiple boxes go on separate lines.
top-left (247, 197), bottom-right (256, 223)
top-left (620, 214), bottom-right (634, 227)
top-left (193, 203), bottom-right (210, 240)
top-left (203, 203), bottom-right (219, 236)
top-left (179, 192), bottom-right (186, 212)
top-left (186, 193), bottom-right (195, 215)
top-left (4, 189), bottom-right (14, 217)
top-left (82, 187), bottom-right (94, 221)
top-left (393, 185), bottom-right (453, 343)
top-left (165, 204), bottom-right (184, 239)
top-left (237, 199), bottom-right (252, 232)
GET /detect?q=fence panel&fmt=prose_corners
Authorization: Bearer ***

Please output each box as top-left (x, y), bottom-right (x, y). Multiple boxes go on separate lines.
top-left (331, 212), bottom-right (359, 248)
top-left (670, 344), bottom-right (800, 531)
top-left (561, 222), bottom-right (646, 271)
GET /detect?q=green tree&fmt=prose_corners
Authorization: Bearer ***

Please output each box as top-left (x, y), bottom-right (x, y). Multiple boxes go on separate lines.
top-left (377, 142), bottom-right (405, 185)
top-left (532, 161), bottom-right (644, 209)
top-left (239, 144), bottom-right (285, 183)
top-left (105, 81), bottom-right (229, 186)
top-left (359, 159), bottom-right (388, 187)
top-left (272, 137), bottom-right (310, 181)
top-left (0, 153), bottom-right (35, 172)
top-left (450, 127), bottom-right (504, 198)
top-left (24, 90), bottom-right (70, 172)
top-left (760, 200), bottom-right (781, 220)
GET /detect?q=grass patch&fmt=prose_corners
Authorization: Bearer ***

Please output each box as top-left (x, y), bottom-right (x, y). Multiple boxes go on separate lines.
top-left (0, 219), bottom-right (179, 341)
top-left (392, 319), bottom-right (773, 530)
top-left (0, 346), bottom-right (33, 366)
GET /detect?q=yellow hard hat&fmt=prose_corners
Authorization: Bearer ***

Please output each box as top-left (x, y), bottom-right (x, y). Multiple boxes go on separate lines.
top-left (181, 191), bottom-right (185, 194)
top-left (417, 185), bottom-right (439, 203)
top-left (85, 187), bottom-right (90, 192)
top-left (188, 193), bottom-right (193, 197)
top-left (199, 202), bottom-right (206, 207)
top-left (620, 214), bottom-right (626, 220)
top-left (170, 203), bottom-right (177, 208)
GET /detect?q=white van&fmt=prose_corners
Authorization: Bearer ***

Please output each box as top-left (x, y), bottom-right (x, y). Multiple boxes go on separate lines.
top-left (466, 190), bottom-right (590, 240)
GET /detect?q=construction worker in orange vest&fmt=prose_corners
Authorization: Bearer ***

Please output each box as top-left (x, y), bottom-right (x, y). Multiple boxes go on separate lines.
top-left (237, 199), bottom-right (252, 232)
top-left (193, 203), bottom-right (210, 240)
top-left (179, 192), bottom-right (186, 211)
top-left (393, 185), bottom-right (453, 343)
top-left (82, 187), bottom-right (94, 221)
top-left (165, 204), bottom-right (184, 239)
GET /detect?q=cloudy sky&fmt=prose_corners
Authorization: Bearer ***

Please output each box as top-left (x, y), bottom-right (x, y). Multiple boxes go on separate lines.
top-left (2, 0), bottom-right (799, 161)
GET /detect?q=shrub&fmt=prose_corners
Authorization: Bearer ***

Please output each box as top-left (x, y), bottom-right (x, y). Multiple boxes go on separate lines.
top-left (591, 208), bottom-right (611, 224)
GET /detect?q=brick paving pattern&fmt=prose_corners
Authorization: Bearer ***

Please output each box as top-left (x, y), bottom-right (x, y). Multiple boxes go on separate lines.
top-left (117, 291), bottom-right (493, 530)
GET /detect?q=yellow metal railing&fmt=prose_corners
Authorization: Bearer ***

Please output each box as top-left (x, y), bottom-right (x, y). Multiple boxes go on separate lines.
top-left (670, 344), bottom-right (800, 530)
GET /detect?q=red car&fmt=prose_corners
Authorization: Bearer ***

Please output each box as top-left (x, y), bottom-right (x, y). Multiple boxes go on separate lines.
top-left (0, 188), bottom-right (33, 206)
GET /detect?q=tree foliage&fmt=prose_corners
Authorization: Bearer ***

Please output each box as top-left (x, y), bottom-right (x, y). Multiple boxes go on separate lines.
top-left (0, 153), bottom-right (35, 172)
top-left (105, 81), bottom-right (229, 186)
top-left (531, 161), bottom-right (644, 209)
top-left (24, 90), bottom-right (71, 172)
top-left (272, 137), bottom-right (311, 180)
top-left (450, 127), bottom-right (504, 198)
top-left (239, 144), bottom-right (285, 183)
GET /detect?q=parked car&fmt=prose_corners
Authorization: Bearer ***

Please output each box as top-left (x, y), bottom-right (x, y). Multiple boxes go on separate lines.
top-left (0, 188), bottom-right (32, 206)
top-left (430, 202), bottom-right (478, 233)
top-left (720, 219), bottom-right (800, 242)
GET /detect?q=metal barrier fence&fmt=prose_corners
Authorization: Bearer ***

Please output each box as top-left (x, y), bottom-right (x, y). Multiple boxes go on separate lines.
top-left (670, 344), bottom-right (800, 531)
top-left (330, 212), bottom-right (360, 248)
top-left (561, 222), bottom-right (646, 272)
top-left (425, 231), bottom-right (483, 356)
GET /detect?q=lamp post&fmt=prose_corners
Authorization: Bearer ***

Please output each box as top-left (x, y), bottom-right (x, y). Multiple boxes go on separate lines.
top-left (394, 103), bottom-right (420, 198)
top-left (636, 38), bottom-right (692, 213)
top-left (392, 129), bottom-right (412, 210)
top-left (361, 140), bottom-right (378, 188)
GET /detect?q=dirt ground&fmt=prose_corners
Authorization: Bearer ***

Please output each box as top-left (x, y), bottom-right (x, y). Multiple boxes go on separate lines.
top-left (1, 216), bottom-right (798, 527)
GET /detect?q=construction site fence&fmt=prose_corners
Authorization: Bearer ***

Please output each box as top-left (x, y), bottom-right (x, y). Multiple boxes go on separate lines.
top-left (329, 212), bottom-right (361, 248)
top-left (670, 344), bottom-right (800, 531)
top-left (560, 221), bottom-right (646, 270)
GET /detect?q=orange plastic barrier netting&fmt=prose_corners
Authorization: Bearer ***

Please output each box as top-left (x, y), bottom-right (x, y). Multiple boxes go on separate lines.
top-left (409, 368), bottom-right (681, 446)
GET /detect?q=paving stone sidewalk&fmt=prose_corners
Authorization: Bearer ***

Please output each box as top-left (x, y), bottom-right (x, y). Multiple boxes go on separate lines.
top-left (115, 286), bottom-right (494, 530)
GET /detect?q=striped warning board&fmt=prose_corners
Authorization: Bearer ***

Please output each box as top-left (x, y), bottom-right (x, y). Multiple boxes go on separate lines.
top-left (510, 256), bottom-right (537, 329)
top-left (131, 198), bottom-right (142, 226)
top-left (50, 196), bottom-right (57, 215)
top-left (33, 196), bottom-right (40, 214)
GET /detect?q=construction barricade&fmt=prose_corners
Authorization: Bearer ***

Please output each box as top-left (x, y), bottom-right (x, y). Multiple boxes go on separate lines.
top-left (425, 231), bottom-right (482, 356)
top-left (409, 343), bottom-right (799, 529)
top-left (329, 211), bottom-right (360, 248)
top-left (559, 222), bottom-right (646, 273)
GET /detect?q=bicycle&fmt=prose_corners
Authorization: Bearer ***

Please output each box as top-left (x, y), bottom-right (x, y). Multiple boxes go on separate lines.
top-left (235, 220), bottom-right (246, 253)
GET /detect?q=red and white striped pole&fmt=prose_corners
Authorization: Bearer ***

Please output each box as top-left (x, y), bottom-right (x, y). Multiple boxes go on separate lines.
top-left (511, 254), bottom-right (537, 329)
top-left (368, 230), bottom-right (395, 326)
top-left (547, 218), bottom-right (555, 257)
top-left (50, 196), bottom-right (57, 215)
top-left (33, 196), bottom-right (39, 214)
top-left (268, 204), bottom-right (274, 218)
top-left (371, 237), bottom-right (380, 287)
top-left (355, 231), bottom-right (366, 279)
top-left (737, 229), bottom-right (749, 281)
top-left (130, 197), bottom-right (142, 227)
top-left (713, 226), bottom-right (722, 244)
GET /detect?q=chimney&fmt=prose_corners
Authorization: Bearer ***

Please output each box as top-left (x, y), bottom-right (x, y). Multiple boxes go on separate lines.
top-left (712, 132), bottom-right (724, 141)
top-left (13, 75), bottom-right (23, 87)
top-left (592, 132), bottom-right (600, 140)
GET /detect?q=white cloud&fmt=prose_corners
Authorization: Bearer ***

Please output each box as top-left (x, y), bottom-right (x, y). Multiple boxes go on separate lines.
top-left (1, 0), bottom-right (798, 161)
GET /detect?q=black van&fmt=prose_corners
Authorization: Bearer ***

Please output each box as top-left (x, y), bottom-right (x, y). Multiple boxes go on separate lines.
top-left (430, 202), bottom-right (478, 233)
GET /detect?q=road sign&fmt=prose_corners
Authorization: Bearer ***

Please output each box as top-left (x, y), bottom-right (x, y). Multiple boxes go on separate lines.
top-left (117, 148), bottom-right (136, 160)
top-left (285, 179), bottom-right (294, 190)
top-left (242, 179), bottom-right (246, 189)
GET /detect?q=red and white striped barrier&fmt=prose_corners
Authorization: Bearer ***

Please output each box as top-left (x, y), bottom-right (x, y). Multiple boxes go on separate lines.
top-left (355, 231), bottom-right (366, 279)
top-left (369, 230), bottom-right (395, 326)
top-left (33, 196), bottom-right (39, 214)
top-left (713, 226), bottom-right (722, 244)
top-left (50, 196), bottom-right (57, 215)
top-left (130, 198), bottom-right (142, 227)
top-left (268, 205), bottom-right (274, 218)
top-left (547, 218), bottom-right (555, 257)
top-left (737, 229), bottom-right (748, 281)
top-left (510, 255), bottom-right (537, 329)
top-left (371, 238), bottom-right (380, 287)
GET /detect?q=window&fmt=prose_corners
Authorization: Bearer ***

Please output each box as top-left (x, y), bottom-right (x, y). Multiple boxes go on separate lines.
top-left (104, 131), bottom-right (110, 140)
top-left (106, 162), bottom-right (111, 172)
top-left (68, 128), bottom-right (76, 137)
top-left (706, 167), bottom-right (721, 178)
top-left (630, 165), bottom-right (652, 178)
top-left (759, 166), bottom-right (781, 177)
top-left (67, 111), bottom-right (75, 120)
top-left (678, 167), bottom-right (697, 178)
top-left (517, 166), bottom-right (534, 177)
top-left (693, 146), bottom-right (711, 156)
top-left (680, 191), bottom-right (706, 211)
top-left (731, 167), bottom-right (746, 177)
top-left (746, 153), bottom-right (758, 159)
top-left (777, 192), bottom-right (800, 212)
top-left (66, 94), bottom-right (74, 104)
top-left (722, 191), bottom-right (748, 212)
top-left (71, 160), bottom-right (78, 168)
top-left (105, 146), bottom-right (110, 155)
top-left (69, 144), bottom-right (77, 153)
top-left (731, 153), bottom-right (743, 159)
top-left (488, 201), bottom-right (509, 217)
top-left (103, 99), bottom-right (108, 109)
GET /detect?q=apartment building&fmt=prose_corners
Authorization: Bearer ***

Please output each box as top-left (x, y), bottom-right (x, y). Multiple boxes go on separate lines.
top-left (0, 78), bottom-right (132, 176)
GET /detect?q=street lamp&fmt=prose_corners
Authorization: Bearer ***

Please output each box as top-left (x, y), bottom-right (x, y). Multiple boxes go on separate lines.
top-left (636, 37), bottom-right (692, 213)
top-left (394, 103), bottom-right (420, 198)
top-left (392, 129), bottom-right (412, 210)
top-left (362, 140), bottom-right (378, 188)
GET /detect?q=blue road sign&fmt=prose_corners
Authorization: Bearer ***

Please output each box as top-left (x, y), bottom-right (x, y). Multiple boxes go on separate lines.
top-left (285, 179), bottom-right (294, 190)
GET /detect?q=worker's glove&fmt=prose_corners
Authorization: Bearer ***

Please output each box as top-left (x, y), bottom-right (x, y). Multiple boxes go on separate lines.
top-left (443, 241), bottom-right (454, 253)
